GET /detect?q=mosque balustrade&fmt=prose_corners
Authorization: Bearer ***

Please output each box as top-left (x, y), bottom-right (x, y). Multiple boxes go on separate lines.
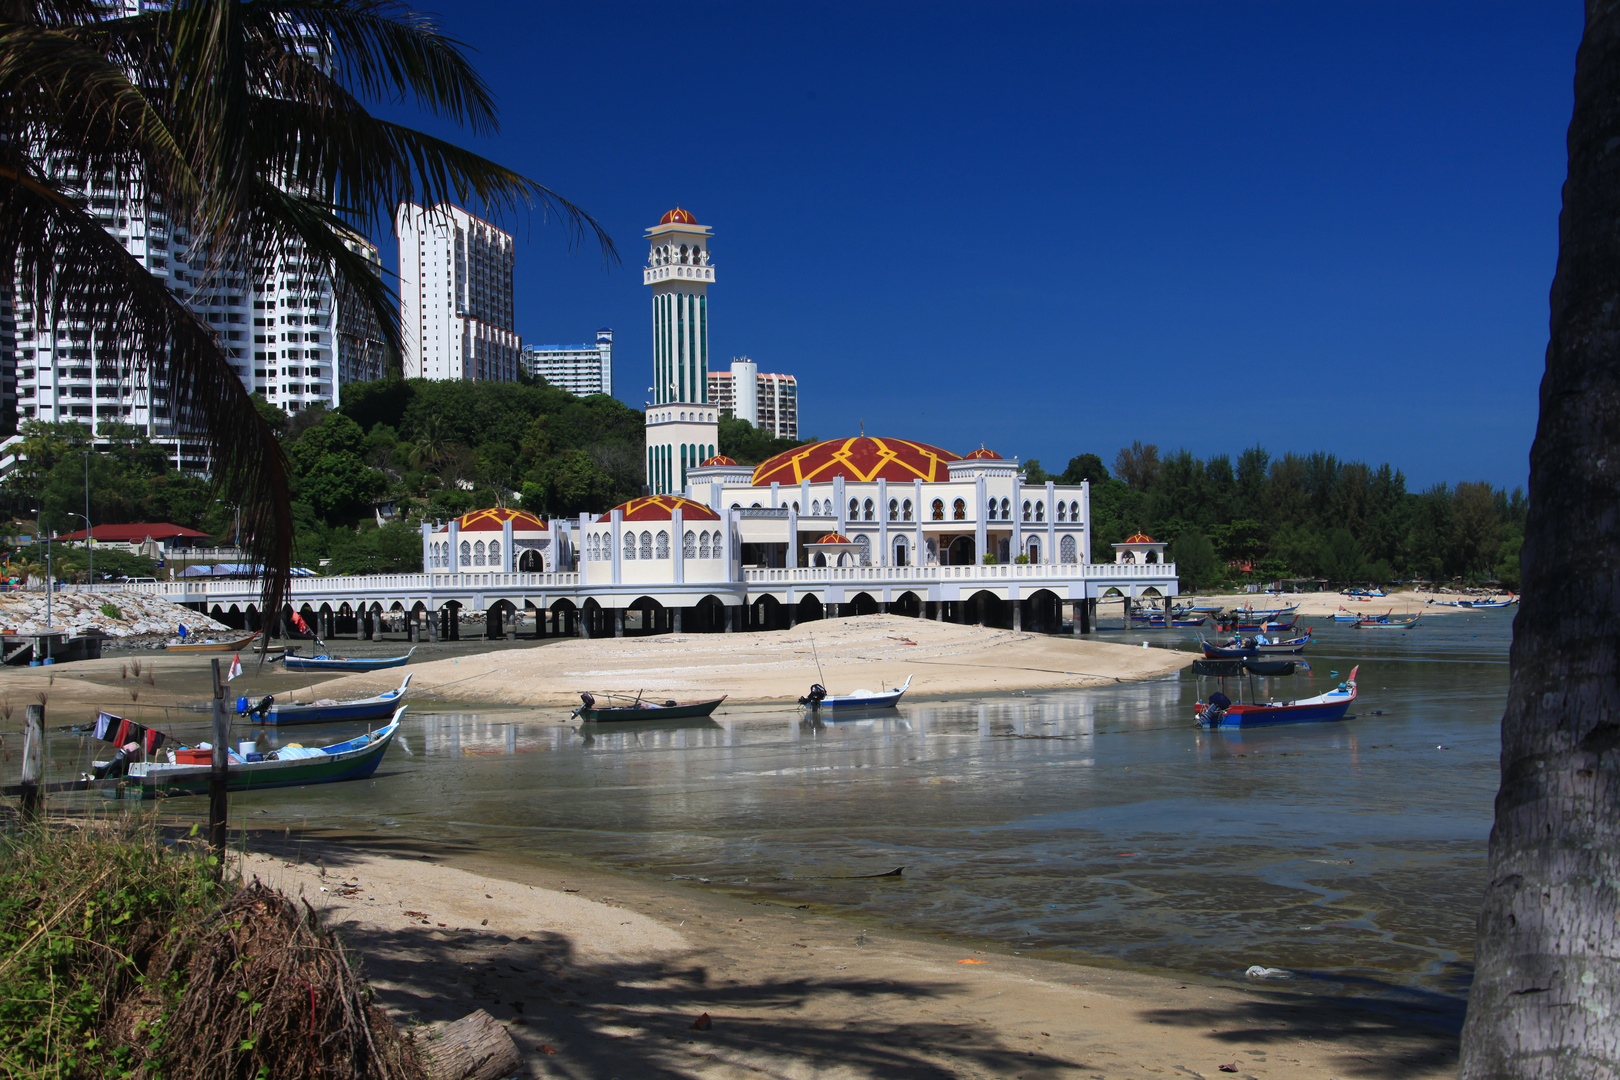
top-left (103, 570), bottom-right (584, 600)
top-left (742, 562), bottom-right (1176, 585)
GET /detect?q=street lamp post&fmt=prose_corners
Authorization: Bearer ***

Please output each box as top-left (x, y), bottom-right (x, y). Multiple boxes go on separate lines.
top-left (68, 512), bottom-right (92, 589)
top-left (81, 451), bottom-right (92, 590)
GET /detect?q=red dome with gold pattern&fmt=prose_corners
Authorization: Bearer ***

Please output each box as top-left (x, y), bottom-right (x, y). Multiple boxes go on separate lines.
top-left (444, 508), bottom-right (546, 533)
top-left (964, 446), bottom-right (1003, 460)
top-left (751, 436), bottom-right (960, 486)
top-left (811, 533), bottom-right (853, 545)
top-left (659, 207), bottom-right (697, 225)
top-left (699, 454), bottom-right (738, 467)
top-left (597, 495), bottom-right (720, 524)
top-left (1122, 533), bottom-right (1157, 544)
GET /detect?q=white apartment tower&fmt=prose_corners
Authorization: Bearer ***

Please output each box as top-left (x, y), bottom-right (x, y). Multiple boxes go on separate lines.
top-left (522, 328), bottom-right (613, 396)
top-left (708, 359), bottom-right (800, 439)
top-left (395, 202), bottom-right (522, 382)
top-left (643, 208), bottom-right (718, 495)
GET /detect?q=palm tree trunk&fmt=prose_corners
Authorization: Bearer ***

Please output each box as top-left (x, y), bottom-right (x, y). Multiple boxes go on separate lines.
top-left (1458, 2), bottom-right (1620, 1074)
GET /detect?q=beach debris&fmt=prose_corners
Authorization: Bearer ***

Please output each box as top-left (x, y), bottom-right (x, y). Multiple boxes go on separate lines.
top-left (690, 1012), bottom-right (713, 1030)
top-left (1219, 1064), bottom-right (1239, 1072)
top-left (828, 866), bottom-right (905, 879)
top-left (417, 1008), bottom-right (522, 1080)
top-left (958, 958), bottom-right (988, 964)
top-left (1244, 965), bottom-right (1292, 980)
top-left (540, 1046), bottom-right (559, 1054)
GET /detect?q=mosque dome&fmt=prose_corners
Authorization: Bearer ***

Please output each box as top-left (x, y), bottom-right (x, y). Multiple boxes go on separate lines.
top-left (597, 495), bottom-right (721, 524)
top-left (659, 207), bottom-right (698, 225)
top-left (1122, 533), bottom-right (1157, 544)
top-left (699, 454), bottom-right (738, 467)
top-left (812, 533), bottom-right (853, 545)
top-left (751, 436), bottom-right (960, 486)
top-left (442, 508), bottom-right (546, 533)
top-left (964, 446), bottom-right (1004, 460)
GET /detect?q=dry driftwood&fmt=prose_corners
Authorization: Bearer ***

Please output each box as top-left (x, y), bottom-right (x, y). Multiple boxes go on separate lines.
top-left (417, 1009), bottom-right (523, 1080)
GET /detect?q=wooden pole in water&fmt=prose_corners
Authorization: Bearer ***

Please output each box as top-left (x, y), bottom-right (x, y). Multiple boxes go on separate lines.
top-left (20, 703), bottom-right (43, 821)
top-left (208, 658), bottom-right (228, 870)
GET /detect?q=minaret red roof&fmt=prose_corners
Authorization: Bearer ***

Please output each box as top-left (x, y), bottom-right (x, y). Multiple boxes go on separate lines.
top-left (659, 207), bottom-right (697, 225)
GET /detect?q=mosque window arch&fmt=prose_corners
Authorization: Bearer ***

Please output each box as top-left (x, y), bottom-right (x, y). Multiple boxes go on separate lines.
top-left (1070, 500), bottom-right (1080, 521)
top-left (639, 531), bottom-right (653, 559)
top-left (1061, 535), bottom-right (1078, 564)
top-left (699, 531), bottom-right (711, 559)
top-left (810, 500), bottom-right (820, 516)
top-left (985, 500), bottom-right (996, 521)
top-left (1028, 538), bottom-right (1041, 562)
top-left (903, 499), bottom-right (913, 521)
top-left (622, 531), bottom-right (636, 560)
top-left (656, 531), bottom-right (670, 559)
top-left (931, 499), bottom-right (945, 521)
top-left (792, 501), bottom-right (800, 513)
top-left (848, 497), bottom-right (859, 519)
top-left (863, 498), bottom-right (875, 521)
top-left (953, 498), bottom-right (966, 520)
top-left (888, 498), bottom-right (899, 521)
top-left (751, 502), bottom-right (762, 509)
top-left (1035, 501), bottom-right (1045, 522)
top-left (488, 540), bottom-right (501, 566)
top-left (684, 530), bottom-right (697, 557)
top-left (894, 537), bottom-right (909, 566)
top-left (1057, 502), bottom-right (1067, 522)
top-left (587, 534), bottom-right (597, 561)
top-left (855, 535), bottom-right (871, 566)
top-left (1000, 497), bottom-right (1011, 519)
top-left (1022, 500), bottom-right (1032, 522)
top-left (459, 540), bottom-right (471, 566)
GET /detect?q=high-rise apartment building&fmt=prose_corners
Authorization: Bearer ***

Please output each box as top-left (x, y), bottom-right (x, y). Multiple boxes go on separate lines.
top-left (708, 359), bottom-right (799, 439)
top-left (335, 232), bottom-right (388, 386)
top-left (395, 202), bottom-right (522, 382)
top-left (522, 328), bottom-right (613, 396)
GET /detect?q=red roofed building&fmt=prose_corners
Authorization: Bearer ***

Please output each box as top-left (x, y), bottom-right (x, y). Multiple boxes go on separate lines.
top-left (50, 523), bottom-right (211, 553)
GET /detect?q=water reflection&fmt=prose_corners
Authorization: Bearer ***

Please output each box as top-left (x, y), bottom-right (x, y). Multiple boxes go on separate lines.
top-left (31, 611), bottom-right (1512, 1013)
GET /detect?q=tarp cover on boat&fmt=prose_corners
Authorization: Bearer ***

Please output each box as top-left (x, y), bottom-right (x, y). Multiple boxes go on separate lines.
top-left (1192, 659), bottom-right (1297, 677)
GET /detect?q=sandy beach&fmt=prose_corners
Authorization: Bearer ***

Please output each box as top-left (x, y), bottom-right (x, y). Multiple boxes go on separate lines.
top-left (239, 836), bottom-right (1458, 1080)
top-left (1169, 589), bottom-right (1475, 620)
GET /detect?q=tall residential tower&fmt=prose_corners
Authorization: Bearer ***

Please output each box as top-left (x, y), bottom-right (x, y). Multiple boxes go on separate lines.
top-left (643, 208), bottom-right (718, 495)
top-left (395, 203), bottom-right (522, 382)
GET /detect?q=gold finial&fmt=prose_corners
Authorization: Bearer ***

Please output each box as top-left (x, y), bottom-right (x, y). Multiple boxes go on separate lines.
top-left (860, 419), bottom-right (865, 436)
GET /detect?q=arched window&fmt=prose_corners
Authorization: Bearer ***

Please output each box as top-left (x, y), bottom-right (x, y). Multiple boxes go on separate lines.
top-left (487, 540), bottom-right (501, 567)
top-left (1022, 500), bottom-right (1032, 522)
top-left (1070, 500), bottom-right (1080, 521)
top-left (459, 540), bottom-right (471, 567)
top-left (680, 411), bottom-right (687, 422)
top-left (813, 552), bottom-right (827, 567)
top-left (751, 502), bottom-right (762, 509)
top-left (587, 534), bottom-right (597, 561)
top-left (888, 498), bottom-right (899, 521)
top-left (1146, 550), bottom-right (1159, 564)
top-left (656, 531), bottom-right (670, 559)
top-left (1057, 502), bottom-right (1067, 522)
top-left (903, 499), bottom-right (913, 521)
top-left (810, 500), bottom-right (821, 516)
top-left (894, 538), bottom-right (909, 566)
top-left (931, 499), bottom-right (945, 521)
top-left (1061, 535), bottom-right (1077, 563)
top-left (985, 500), bottom-right (996, 521)
top-left (953, 498), bottom-right (966, 520)
top-left (699, 531), bottom-right (711, 559)
top-left (1001, 497), bottom-right (1011, 519)
top-left (792, 501), bottom-right (800, 513)
top-left (863, 498), bottom-right (874, 521)
top-left (855, 534), bottom-right (871, 565)
top-left (639, 531), bottom-right (653, 560)
top-left (622, 531), bottom-right (636, 560)
top-left (1035, 501), bottom-right (1045, 522)
top-left (1028, 539), bottom-right (1040, 563)
top-left (683, 530), bottom-right (696, 557)
top-left (848, 497), bottom-right (859, 519)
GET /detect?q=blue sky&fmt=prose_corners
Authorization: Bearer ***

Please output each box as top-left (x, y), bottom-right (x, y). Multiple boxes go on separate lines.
top-left (373, 2), bottom-right (1581, 491)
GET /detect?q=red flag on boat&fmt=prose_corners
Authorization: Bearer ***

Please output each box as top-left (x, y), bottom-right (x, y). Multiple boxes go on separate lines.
top-left (228, 653), bottom-right (243, 682)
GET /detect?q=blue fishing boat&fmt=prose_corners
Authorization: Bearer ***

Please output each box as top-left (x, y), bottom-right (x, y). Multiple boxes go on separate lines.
top-left (242, 674), bottom-right (412, 726)
top-left (1195, 667), bottom-right (1359, 728)
top-left (1200, 630), bottom-right (1312, 658)
top-left (281, 645), bottom-right (416, 672)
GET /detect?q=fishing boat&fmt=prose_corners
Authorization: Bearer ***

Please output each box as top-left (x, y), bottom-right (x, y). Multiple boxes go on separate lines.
top-left (1200, 630), bottom-right (1313, 658)
top-left (281, 645), bottom-right (416, 672)
top-left (1170, 615), bottom-right (1207, 627)
top-left (242, 674), bottom-right (412, 726)
top-left (1464, 596), bottom-right (1518, 609)
top-left (1261, 618), bottom-right (1298, 632)
top-left (1336, 606), bottom-right (1388, 623)
top-left (1195, 667), bottom-right (1359, 728)
top-left (1356, 614), bottom-right (1420, 630)
top-left (99, 709), bottom-right (405, 799)
top-left (163, 630), bottom-right (262, 653)
top-left (799, 674), bottom-right (913, 711)
top-left (571, 691), bottom-right (726, 722)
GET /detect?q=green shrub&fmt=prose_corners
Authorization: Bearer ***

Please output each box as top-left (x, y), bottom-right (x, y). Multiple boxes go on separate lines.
top-left (100, 601), bottom-right (122, 620)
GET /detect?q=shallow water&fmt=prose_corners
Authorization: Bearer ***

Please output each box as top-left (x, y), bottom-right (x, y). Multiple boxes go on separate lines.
top-left (33, 609), bottom-right (1513, 1021)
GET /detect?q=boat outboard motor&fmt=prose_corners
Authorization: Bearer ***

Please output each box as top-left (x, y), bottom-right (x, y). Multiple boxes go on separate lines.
top-left (250, 695), bottom-right (275, 719)
top-left (1197, 691), bottom-right (1232, 727)
top-left (579, 692), bottom-right (595, 709)
top-left (798, 684), bottom-right (828, 708)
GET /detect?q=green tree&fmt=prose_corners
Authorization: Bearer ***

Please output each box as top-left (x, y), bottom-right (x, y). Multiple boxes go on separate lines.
top-left (1170, 528), bottom-right (1220, 591)
top-left (1059, 453), bottom-right (1109, 484)
top-left (717, 416), bottom-right (806, 465)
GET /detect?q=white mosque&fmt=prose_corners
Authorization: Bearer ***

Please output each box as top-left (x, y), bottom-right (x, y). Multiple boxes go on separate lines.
top-left (400, 208), bottom-right (1178, 639)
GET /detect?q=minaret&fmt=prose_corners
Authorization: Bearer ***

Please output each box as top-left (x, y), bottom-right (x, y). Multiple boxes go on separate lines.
top-left (643, 208), bottom-right (720, 495)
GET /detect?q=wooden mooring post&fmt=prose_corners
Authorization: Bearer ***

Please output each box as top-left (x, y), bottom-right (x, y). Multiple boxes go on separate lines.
top-left (20, 703), bottom-right (44, 820)
top-left (208, 658), bottom-right (228, 869)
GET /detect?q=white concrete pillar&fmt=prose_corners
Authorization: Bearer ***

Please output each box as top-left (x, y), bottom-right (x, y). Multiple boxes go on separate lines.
top-left (448, 519), bottom-right (461, 574)
top-left (1046, 480), bottom-right (1057, 565)
top-left (672, 508), bottom-right (685, 584)
top-left (877, 478), bottom-right (889, 566)
top-left (610, 508), bottom-right (622, 586)
top-left (1080, 480), bottom-right (1092, 564)
top-left (501, 518), bottom-right (514, 573)
top-left (975, 475), bottom-right (987, 564)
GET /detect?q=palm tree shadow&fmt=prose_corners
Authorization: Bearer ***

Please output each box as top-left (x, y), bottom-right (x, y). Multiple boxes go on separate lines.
top-left (335, 920), bottom-right (1088, 1078)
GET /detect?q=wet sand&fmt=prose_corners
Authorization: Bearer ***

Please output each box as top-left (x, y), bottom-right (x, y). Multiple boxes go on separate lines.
top-left (240, 836), bottom-right (1457, 1080)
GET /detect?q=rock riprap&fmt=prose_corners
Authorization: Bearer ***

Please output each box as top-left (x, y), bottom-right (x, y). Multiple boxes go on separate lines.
top-left (0, 590), bottom-right (229, 638)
